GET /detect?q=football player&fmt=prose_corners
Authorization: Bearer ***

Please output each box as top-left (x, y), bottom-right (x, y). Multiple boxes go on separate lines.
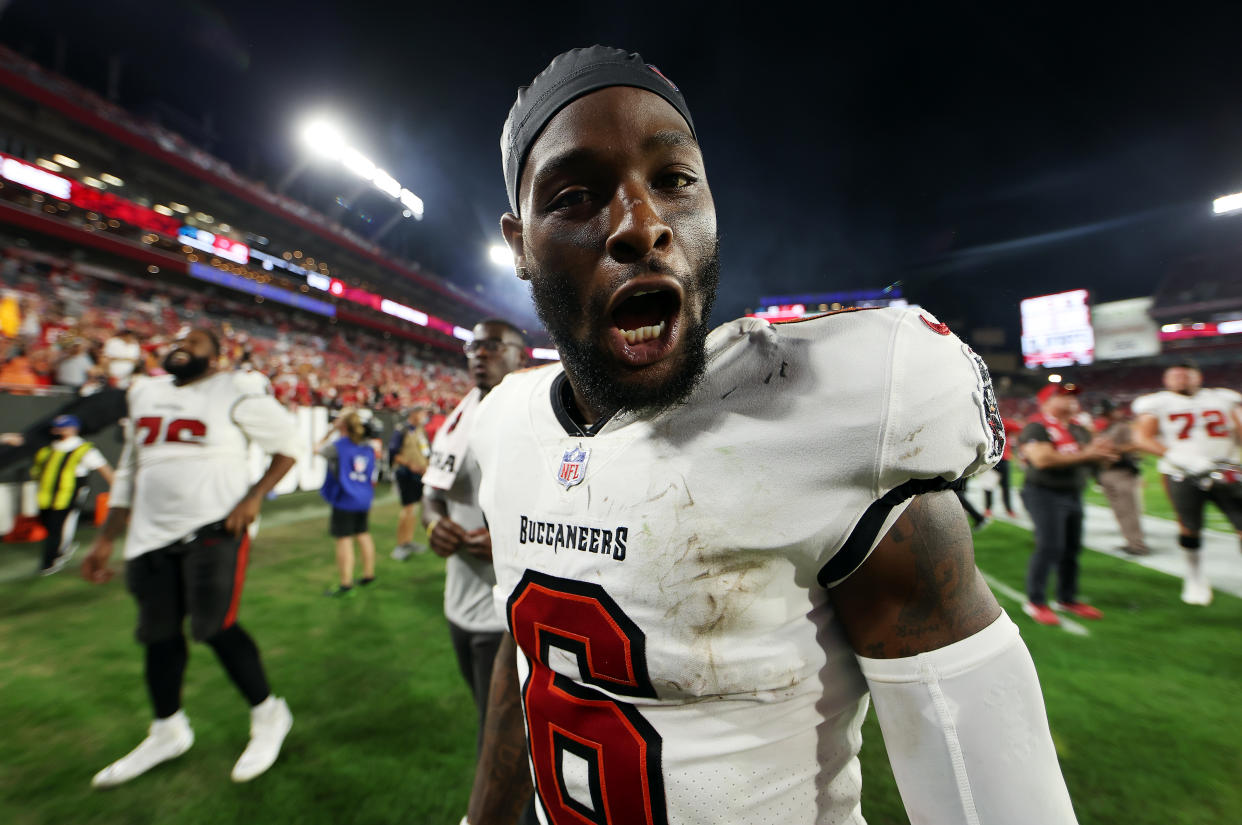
top-left (1131, 361), bottom-right (1242, 605)
top-left (460, 47), bottom-right (1079, 825)
top-left (423, 320), bottom-right (527, 754)
top-left (81, 328), bottom-right (300, 787)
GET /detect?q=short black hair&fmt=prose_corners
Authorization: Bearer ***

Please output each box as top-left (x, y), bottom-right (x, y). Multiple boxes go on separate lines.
top-left (475, 318), bottom-right (527, 347)
top-left (1168, 359), bottom-right (1200, 371)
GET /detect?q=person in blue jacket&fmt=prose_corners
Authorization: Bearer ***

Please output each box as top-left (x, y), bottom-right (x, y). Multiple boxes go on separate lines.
top-left (318, 410), bottom-right (377, 597)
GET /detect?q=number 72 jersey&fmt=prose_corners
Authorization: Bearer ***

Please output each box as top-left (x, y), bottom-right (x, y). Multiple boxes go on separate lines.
top-left (112, 372), bottom-right (299, 559)
top-left (1131, 388), bottom-right (1242, 474)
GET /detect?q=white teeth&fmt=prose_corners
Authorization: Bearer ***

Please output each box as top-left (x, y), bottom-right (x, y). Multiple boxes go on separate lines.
top-left (620, 320), bottom-right (666, 345)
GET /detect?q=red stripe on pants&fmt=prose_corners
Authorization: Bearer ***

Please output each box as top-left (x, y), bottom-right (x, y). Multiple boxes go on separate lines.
top-left (223, 534), bottom-right (251, 629)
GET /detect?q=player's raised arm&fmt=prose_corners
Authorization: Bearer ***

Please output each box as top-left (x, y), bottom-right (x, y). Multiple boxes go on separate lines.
top-left (465, 633), bottom-right (532, 825)
top-left (829, 493), bottom-right (1077, 823)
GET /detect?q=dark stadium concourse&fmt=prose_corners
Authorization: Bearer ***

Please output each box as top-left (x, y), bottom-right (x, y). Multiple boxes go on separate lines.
top-left (0, 2), bottom-right (1241, 824)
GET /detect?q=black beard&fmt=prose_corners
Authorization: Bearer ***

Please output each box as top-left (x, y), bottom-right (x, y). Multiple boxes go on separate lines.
top-left (163, 352), bottom-right (212, 381)
top-left (528, 242), bottom-right (720, 419)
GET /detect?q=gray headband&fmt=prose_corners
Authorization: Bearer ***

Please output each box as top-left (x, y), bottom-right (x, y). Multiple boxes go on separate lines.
top-left (500, 45), bottom-right (696, 215)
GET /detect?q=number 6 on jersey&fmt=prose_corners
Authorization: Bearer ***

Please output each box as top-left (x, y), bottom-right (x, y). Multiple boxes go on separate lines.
top-left (508, 571), bottom-right (668, 825)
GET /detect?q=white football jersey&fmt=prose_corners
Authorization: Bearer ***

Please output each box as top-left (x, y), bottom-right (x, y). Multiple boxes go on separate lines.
top-left (423, 388), bottom-right (506, 634)
top-left (111, 371), bottom-right (300, 559)
top-left (1131, 388), bottom-right (1242, 474)
top-left (470, 308), bottom-right (1002, 825)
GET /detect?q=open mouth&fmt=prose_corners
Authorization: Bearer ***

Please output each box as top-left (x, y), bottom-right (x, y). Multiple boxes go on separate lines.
top-left (167, 350), bottom-right (190, 364)
top-left (606, 281), bottom-right (683, 368)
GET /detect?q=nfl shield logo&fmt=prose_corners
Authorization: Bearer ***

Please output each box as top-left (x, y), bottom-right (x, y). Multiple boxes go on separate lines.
top-left (557, 445), bottom-right (590, 489)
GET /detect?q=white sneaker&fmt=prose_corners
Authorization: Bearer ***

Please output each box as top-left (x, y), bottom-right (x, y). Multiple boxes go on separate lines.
top-left (391, 543), bottom-right (428, 561)
top-left (231, 696), bottom-right (292, 782)
top-left (92, 710), bottom-right (194, 788)
top-left (1181, 578), bottom-right (1213, 606)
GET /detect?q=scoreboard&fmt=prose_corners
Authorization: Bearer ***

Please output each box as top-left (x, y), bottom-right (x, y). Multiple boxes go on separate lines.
top-left (1020, 289), bottom-right (1094, 367)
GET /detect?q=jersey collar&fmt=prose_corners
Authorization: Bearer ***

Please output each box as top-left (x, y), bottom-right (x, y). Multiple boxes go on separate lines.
top-left (549, 371), bottom-right (617, 438)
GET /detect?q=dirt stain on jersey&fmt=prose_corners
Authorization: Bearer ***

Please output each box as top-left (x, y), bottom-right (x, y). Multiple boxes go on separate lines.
top-left (658, 547), bottom-right (780, 694)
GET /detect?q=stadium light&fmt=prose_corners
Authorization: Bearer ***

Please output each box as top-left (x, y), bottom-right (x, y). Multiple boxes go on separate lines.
top-left (169, 202), bottom-right (190, 214)
top-left (489, 244), bottom-right (514, 267)
top-left (52, 154), bottom-right (79, 169)
top-left (81, 176), bottom-right (105, 189)
top-left (302, 119), bottom-right (347, 159)
top-left (372, 169), bottom-right (401, 198)
top-left (152, 204), bottom-right (174, 216)
top-left (1213, 192), bottom-right (1242, 215)
top-left (1048, 374), bottom-right (1062, 383)
top-left (35, 158), bottom-right (62, 172)
top-left (100, 173), bottom-right (124, 187)
top-left (531, 347), bottom-right (561, 361)
top-left (341, 147), bottom-right (376, 180)
top-left (399, 188), bottom-right (424, 220)
top-left (297, 112), bottom-right (425, 220)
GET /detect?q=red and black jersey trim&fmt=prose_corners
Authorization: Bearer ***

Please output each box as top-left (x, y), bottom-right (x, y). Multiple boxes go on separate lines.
top-left (819, 477), bottom-right (955, 587)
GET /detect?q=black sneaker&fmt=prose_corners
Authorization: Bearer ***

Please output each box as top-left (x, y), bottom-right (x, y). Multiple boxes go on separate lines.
top-left (324, 585), bottom-right (355, 598)
top-left (359, 576), bottom-right (375, 586)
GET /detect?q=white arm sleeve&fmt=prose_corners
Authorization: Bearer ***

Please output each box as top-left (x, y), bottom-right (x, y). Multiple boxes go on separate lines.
top-left (858, 613), bottom-right (1079, 825)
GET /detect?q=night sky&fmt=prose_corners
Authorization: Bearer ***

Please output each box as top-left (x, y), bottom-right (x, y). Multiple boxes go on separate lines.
top-left (2, 0), bottom-right (1241, 342)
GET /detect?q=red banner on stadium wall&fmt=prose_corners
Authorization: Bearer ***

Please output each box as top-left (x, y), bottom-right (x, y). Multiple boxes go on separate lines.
top-left (70, 184), bottom-right (181, 236)
top-left (0, 151), bottom-right (180, 236)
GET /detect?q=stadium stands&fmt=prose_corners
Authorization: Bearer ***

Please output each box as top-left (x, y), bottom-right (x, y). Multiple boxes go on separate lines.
top-left (0, 246), bottom-right (470, 411)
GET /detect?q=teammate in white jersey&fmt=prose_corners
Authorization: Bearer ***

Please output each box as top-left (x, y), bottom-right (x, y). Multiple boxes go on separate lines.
top-left (460, 46), bottom-right (1079, 825)
top-left (81, 328), bottom-right (300, 787)
top-left (1131, 361), bottom-right (1242, 605)
top-left (423, 320), bottom-right (528, 761)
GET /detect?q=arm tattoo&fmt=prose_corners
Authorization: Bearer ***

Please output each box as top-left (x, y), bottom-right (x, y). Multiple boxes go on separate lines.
top-left (467, 634), bottom-right (534, 824)
top-left (831, 491), bottom-right (1001, 658)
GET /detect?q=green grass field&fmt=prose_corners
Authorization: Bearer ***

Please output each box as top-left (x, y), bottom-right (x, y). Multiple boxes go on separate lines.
top-left (1, 491), bottom-right (1239, 824)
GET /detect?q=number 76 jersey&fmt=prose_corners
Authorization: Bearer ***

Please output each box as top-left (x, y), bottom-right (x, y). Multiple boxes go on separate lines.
top-left (112, 372), bottom-right (300, 559)
top-left (472, 309), bottom-right (1001, 825)
top-left (1131, 388), bottom-right (1242, 475)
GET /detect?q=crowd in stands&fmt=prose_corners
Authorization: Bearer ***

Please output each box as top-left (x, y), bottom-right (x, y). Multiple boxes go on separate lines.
top-left (0, 251), bottom-right (471, 413)
top-left (3, 241), bottom-right (1238, 423)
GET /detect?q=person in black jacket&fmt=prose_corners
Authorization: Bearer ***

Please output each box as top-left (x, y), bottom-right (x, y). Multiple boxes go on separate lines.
top-left (1018, 383), bottom-right (1117, 626)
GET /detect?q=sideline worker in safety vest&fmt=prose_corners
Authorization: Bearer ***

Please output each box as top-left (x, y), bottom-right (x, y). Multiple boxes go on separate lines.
top-left (31, 414), bottom-right (113, 575)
